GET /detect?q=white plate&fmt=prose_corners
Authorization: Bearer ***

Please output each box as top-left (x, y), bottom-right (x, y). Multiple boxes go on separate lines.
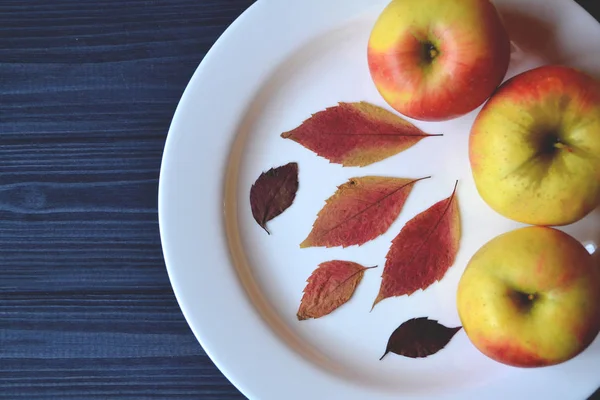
top-left (158, 0), bottom-right (600, 399)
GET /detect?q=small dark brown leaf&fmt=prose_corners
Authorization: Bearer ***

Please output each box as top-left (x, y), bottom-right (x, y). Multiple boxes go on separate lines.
top-left (380, 317), bottom-right (461, 360)
top-left (250, 162), bottom-right (299, 234)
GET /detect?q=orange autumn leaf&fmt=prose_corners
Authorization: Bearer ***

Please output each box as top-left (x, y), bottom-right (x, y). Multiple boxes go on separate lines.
top-left (373, 182), bottom-right (461, 308)
top-left (281, 102), bottom-right (440, 167)
top-left (297, 261), bottom-right (375, 320)
top-left (301, 176), bottom-right (429, 249)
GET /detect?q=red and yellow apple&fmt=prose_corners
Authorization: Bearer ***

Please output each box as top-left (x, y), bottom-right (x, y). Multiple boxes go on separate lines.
top-left (470, 65), bottom-right (600, 226)
top-left (457, 227), bottom-right (600, 367)
top-left (367, 0), bottom-right (511, 121)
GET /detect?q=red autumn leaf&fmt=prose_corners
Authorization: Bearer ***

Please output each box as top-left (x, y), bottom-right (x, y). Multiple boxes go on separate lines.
top-left (380, 317), bottom-right (462, 360)
top-left (301, 176), bottom-right (429, 249)
top-left (373, 182), bottom-right (460, 308)
top-left (250, 162), bottom-right (299, 234)
top-left (297, 261), bottom-right (375, 320)
top-left (281, 102), bottom-right (440, 167)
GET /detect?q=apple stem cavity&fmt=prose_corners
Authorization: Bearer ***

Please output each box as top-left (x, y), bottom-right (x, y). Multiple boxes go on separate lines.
top-left (429, 47), bottom-right (438, 60)
top-left (511, 290), bottom-right (538, 312)
top-left (421, 42), bottom-right (439, 63)
top-left (540, 134), bottom-right (573, 156)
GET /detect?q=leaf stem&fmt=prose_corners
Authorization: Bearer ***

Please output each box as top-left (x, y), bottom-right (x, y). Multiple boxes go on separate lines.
top-left (452, 180), bottom-right (459, 194)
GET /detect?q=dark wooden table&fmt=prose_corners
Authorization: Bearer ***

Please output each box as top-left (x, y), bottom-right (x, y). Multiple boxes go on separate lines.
top-left (0, 0), bottom-right (252, 398)
top-left (1, 1), bottom-right (599, 399)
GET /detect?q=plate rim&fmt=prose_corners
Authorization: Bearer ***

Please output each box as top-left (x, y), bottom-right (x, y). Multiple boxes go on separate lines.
top-left (158, 1), bottom-right (600, 399)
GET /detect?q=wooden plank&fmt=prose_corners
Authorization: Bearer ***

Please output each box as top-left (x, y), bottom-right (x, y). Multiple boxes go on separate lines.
top-left (0, 0), bottom-right (254, 398)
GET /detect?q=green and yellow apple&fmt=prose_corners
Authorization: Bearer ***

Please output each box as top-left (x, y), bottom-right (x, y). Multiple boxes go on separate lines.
top-left (457, 227), bottom-right (600, 368)
top-left (470, 65), bottom-right (600, 226)
top-left (367, 0), bottom-right (510, 121)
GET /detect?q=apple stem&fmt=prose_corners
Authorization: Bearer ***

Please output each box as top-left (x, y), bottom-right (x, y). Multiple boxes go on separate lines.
top-left (553, 142), bottom-right (573, 152)
top-left (528, 294), bottom-right (535, 301)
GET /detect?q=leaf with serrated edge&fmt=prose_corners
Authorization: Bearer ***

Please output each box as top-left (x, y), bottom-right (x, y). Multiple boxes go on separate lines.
top-left (380, 317), bottom-right (462, 360)
top-left (373, 181), bottom-right (460, 308)
top-left (301, 176), bottom-right (430, 249)
top-left (249, 162), bottom-right (299, 234)
top-left (297, 261), bottom-right (376, 320)
top-left (281, 102), bottom-right (441, 167)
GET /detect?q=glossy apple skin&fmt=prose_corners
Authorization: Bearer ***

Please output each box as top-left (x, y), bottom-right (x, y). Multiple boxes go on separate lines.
top-left (470, 65), bottom-right (600, 226)
top-left (367, 0), bottom-right (510, 121)
top-left (457, 227), bottom-right (600, 368)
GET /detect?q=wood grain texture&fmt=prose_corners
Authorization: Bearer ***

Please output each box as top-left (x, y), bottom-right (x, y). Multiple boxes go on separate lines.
top-left (0, 0), bottom-right (598, 399)
top-left (0, 0), bottom-right (254, 398)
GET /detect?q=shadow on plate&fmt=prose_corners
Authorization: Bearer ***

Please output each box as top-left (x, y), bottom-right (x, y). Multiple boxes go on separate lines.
top-left (498, 4), bottom-right (600, 80)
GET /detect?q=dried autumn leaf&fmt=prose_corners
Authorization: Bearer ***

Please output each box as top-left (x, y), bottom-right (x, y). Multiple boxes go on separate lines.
top-left (297, 261), bottom-right (375, 320)
top-left (380, 317), bottom-right (462, 360)
top-left (301, 176), bottom-right (429, 249)
top-left (250, 162), bottom-right (299, 234)
top-left (281, 102), bottom-right (440, 167)
top-left (373, 182), bottom-right (460, 308)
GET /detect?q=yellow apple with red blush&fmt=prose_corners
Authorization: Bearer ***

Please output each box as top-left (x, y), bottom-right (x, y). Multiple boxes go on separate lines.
top-left (367, 0), bottom-right (511, 121)
top-left (470, 65), bottom-right (600, 226)
top-left (457, 227), bottom-right (600, 368)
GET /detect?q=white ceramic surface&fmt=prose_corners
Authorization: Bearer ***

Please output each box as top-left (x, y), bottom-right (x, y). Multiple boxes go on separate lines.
top-left (158, 0), bottom-right (600, 399)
